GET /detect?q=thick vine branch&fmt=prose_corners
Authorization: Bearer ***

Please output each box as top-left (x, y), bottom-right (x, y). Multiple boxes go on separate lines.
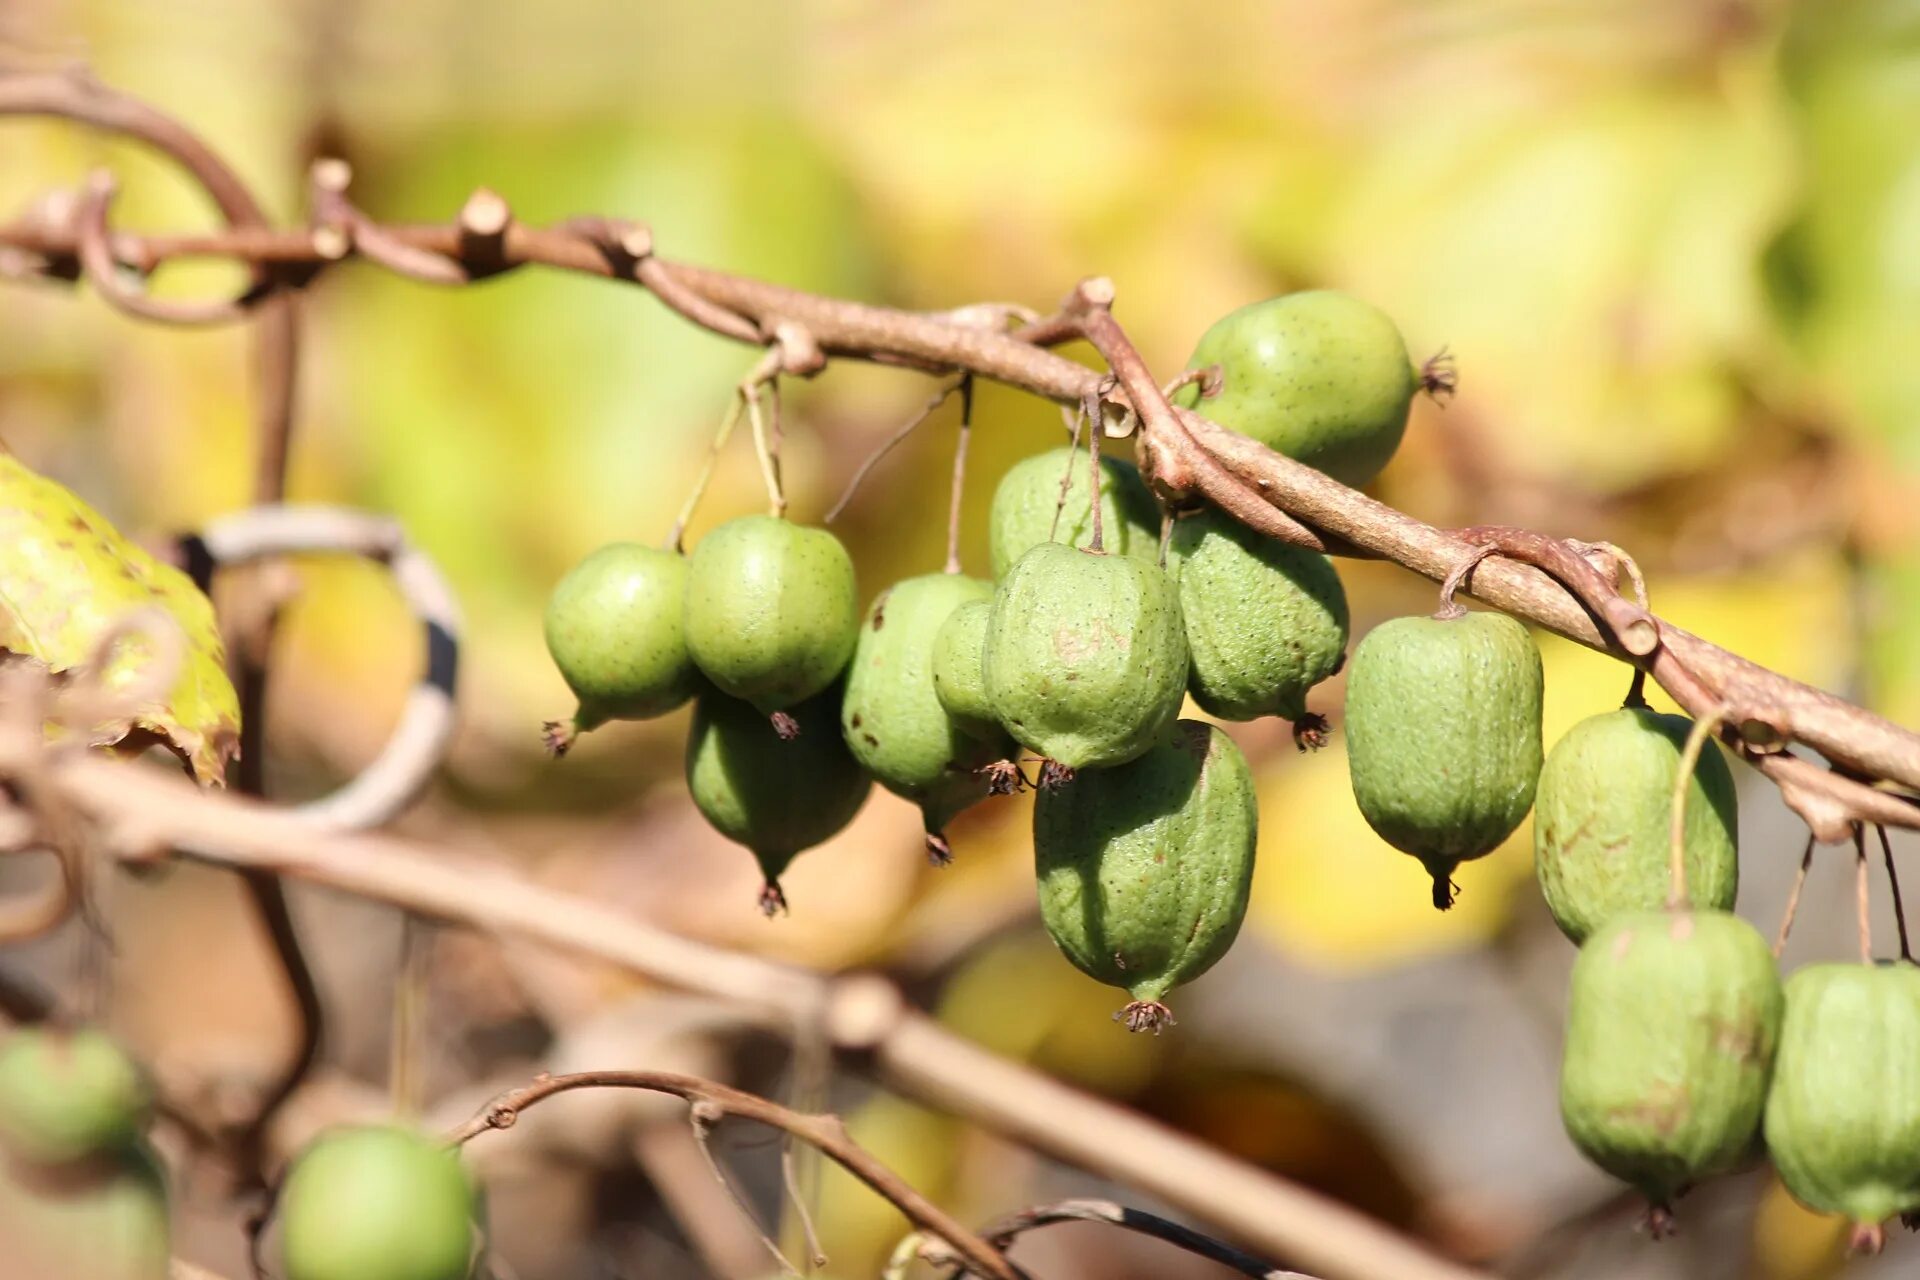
top-left (2, 136), bottom-right (1914, 840)
top-left (448, 1069), bottom-right (1018, 1280)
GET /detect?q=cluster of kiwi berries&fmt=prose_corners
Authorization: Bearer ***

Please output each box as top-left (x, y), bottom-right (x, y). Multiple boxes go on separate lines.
top-left (542, 286), bottom-right (1920, 1249)
top-left (543, 290), bottom-right (1426, 1031)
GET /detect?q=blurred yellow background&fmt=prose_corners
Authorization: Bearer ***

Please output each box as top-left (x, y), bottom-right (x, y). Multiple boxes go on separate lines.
top-left (2, 2), bottom-right (1916, 1278)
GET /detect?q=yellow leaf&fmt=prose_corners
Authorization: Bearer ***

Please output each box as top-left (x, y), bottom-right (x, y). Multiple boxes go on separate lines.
top-left (0, 451), bottom-right (238, 785)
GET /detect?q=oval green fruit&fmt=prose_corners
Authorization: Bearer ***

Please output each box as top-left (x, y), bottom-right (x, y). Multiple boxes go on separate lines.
top-left (930, 599), bottom-right (1000, 742)
top-left (983, 542), bottom-right (1188, 774)
top-left (1763, 962), bottom-right (1920, 1250)
top-left (987, 446), bottom-right (1160, 578)
top-left (542, 542), bottom-right (697, 753)
top-left (1560, 909), bottom-right (1781, 1229)
top-left (687, 687), bottom-right (872, 913)
top-left (1535, 707), bottom-right (1739, 944)
top-left (841, 574), bottom-right (1011, 861)
top-left (684, 515), bottom-right (858, 727)
top-left (280, 1124), bottom-right (475, 1280)
top-left (1034, 720), bottom-right (1257, 1032)
top-left (1166, 508), bottom-right (1348, 738)
top-left (0, 1027), bottom-right (152, 1167)
top-left (1172, 290), bottom-right (1418, 488)
top-left (1344, 610), bottom-right (1543, 909)
top-left (0, 1138), bottom-right (170, 1280)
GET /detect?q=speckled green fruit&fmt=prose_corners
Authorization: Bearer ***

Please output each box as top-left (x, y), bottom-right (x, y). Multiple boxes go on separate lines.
top-left (841, 575), bottom-right (1010, 859)
top-left (1172, 291), bottom-right (1417, 488)
top-left (280, 1125), bottom-right (475, 1280)
top-left (0, 1139), bottom-right (170, 1280)
top-left (1345, 610), bottom-right (1543, 909)
top-left (1560, 910), bottom-right (1781, 1222)
top-left (1034, 720), bottom-right (1257, 1032)
top-left (0, 1028), bottom-right (151, 1167)
top-left (1535, 708), bottom-right (1739, 944)
top-left (987, 446), bottom-right (1160, 578)
top-left (542, 543), bottom-right (697, 749)
top-left (687, 687), bottom-right (872, 913)
top-left (983, 542), bottom-right (1188, 773)
top-left (684, 516), bottom-right (858, 719)
top-left (930, 599), bottom-right (1000, 741)
top-left (1166, 508), bottom-right (1348, 731)
top-left (1763, 963), bottom-right (1920, 1246)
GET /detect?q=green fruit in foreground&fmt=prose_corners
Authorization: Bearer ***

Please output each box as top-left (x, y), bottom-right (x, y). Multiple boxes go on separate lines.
top-left (542, 542), bottom-right (697, 752)
top-left (684, 515), bottom-right (858, 725)
top-left (930, 599), bottom-right (1000, 742)
top-left (1344, 610), bottom-right (1543, 909)
top-left (1166, 508), bottom-right (1348, 737)
top-left (988, 446), bottom-right (1160, 578)
top-left (841, 574), bottom-right (1010, 861)
top-left (1034, 720), bottom-right (1257, 1032)
top-left (0, 1028), bottom-right (152, 1167)
top-left (983, 542), bottom-right (1188, 774)
top-left (1172, 290), bottom-right (1418, 488)
top-left (0, 1139), bottom-right (170, 1280)
top-left (1535, 708), bottom-right (1739, 944)
top-left (1560, 910), bottom-right (1781, 1227)
top-left (687, 688), bottom-right (871, 914)
top-left (280, 1124), bottom-right (475, 1280)
top-left (1764, 963), bottom-right (1920, 1250)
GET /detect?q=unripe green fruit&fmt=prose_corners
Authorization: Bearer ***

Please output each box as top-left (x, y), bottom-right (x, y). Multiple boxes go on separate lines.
top-left (1535, 708), bottom-right (1739, 944)
top-left (1344, 610), bottom-right (1543, 909)
top-left (1034, 720), bottom-right (1257, 1032)
top-left (930, 599), bottom-right (1000, 741)
top-left (0, 1139), bottom-right (170, 1280)
top-left (280, 1124), bottom-right (475, 1280)
top-left (687, 687), bottom-right (872, 913)
top-left (1172, 290), bottom-right (1418, 488)
top-left (1166, 509), bottom-right (1348, 734)
top-left (987, 446), bottom-right (1160, 578)
top-left (0, 1028), bottom-right (152, 1167)
top-left (983, 542), bottom-right (1188, 773)
top-left (1763, 963), bottom-right (1920, 1247)
top-left (542, 542), bottom-right (697, 751)
top-left (684, 515), bottom-right (858, 722)
top-left (841, 574), bottom-right (1011, 860)
top-left (1560, 909), bottom-right (1781, 1224)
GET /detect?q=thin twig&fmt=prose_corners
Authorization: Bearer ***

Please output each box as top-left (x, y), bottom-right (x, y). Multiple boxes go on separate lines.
top-left (1048, 403), bottom-right (1085, 543)
top-left (1668, 705), bottom-right (1730, 909)
top-left (448, 1070), bottom-right (1017, 1280)
top-left (955, 1198), bottom-right (1321, 1279)
top-left (1775, 833), bottom-right (1817, 958)
top-left (688, 1102), bottom-right (799, 1277)
top-left (1855, 824), bottom-right (1874, 965)
top-left (944, 376), bottom-right (973, 574)
top-left (1878, 825), bottom-right (1912, 962)
top-left (670, 392), bottom-right (747, 548)
top-left (825, 377), bottom-right (964, 524)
